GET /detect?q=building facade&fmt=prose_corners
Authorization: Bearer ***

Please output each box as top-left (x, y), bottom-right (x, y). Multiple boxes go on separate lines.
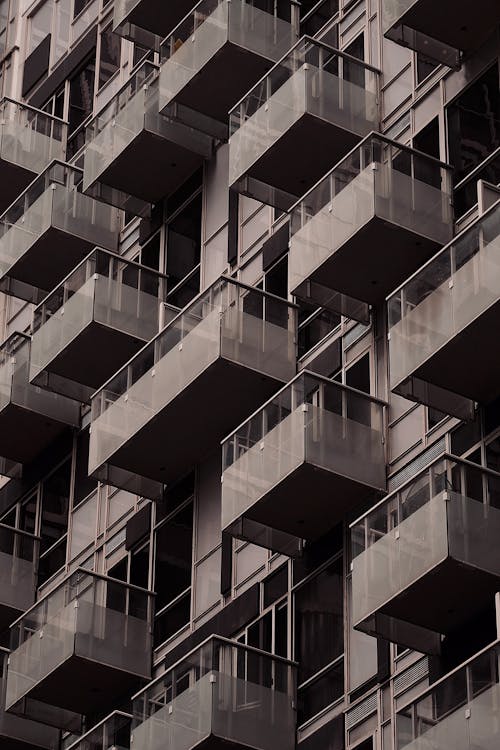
top-left (0, 0), bottom-right (497, 749)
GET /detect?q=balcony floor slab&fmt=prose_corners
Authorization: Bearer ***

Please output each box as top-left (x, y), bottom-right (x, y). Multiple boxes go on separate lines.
top-left (18, 655), bottom-right (146, 718)
top-left (90, 129), bottom-right (207, 204)
top-left (167, 44), bottom-right (279, 125)
top-left (101, 358), bottom-right (287, 486)
top-left (372, 556), bottom-right (500, 636)
top-left (237, 114), bottom-right (361, 201)
top-left (34, 321), bottom-right (149, 399)
top-left (295, 217), bottom-right (445, 305)
top-left (394, 0), bottom-right (500, 53)
top-left (241, 462), bottom-right (380, 541)
top-left (410, 299), bottom-right (500, 404)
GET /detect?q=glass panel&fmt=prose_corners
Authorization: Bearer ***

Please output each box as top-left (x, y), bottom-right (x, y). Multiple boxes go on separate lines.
top-left (387, 202), bottom-right (500, 398)
top-left (131, 637), bottom-right (296, 750)
top-left (6, 571), bottom-right (154, 713)
top-left (289, 133), bottom-right (453, 300)
top-left (229, 38), bottom-right (380, 188)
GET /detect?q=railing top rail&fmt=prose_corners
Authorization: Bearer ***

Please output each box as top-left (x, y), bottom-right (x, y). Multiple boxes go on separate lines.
top-left (229, 34), bottom-right (380, 117)
top-left (349, 450), bottom-right (500, 528)
top-left (221, 368), bottom-right (388, 445)
top-left (132, 633), bottom-right (298, 701)
top-left (287, 130), bottom-right (453, 215)
top-left (91, 274), bottom-right (298, 401)
top-left (387, 197), bottom-right (500, 302)
top-left (9, 567), bottom-right (156, 628)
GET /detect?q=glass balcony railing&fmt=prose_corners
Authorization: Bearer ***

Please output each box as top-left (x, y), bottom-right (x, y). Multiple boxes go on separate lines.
top-left (89, 277), bottom-right (297, 500)
top-left (222, 371), bottom-right (386, 556)
top-left (396, 640), bottom-right (500, 750)
top-left (6, 569), bottom-right (154, 720)
top-left (67, 711), bottom-right (132, 750)
top-left (0, 98), bottom-right (67, 213)
top-left (289, 134), bottom-right (453, 316)
top-left (229, 36), bottom-right (380, 209)
top-left (0, 524), bottom-right (39, 632)
top-left (83, 61), bottom-right (215, 215)
top-left (113, 0), bottom-right (194, 44)
top-left (132, 636), bottom-right (297, 750)
top-left (0, 333), bottom-right (80, 465)
top-left (383, 0), bottom-right (499, 64)
top-left (30, 249), bottom-right (168, 403)
top-left (0, 648), bottom-right (60, 750)
top-left (388, 200), bottom-right (500, 415)
top-left (0, 161), bottom-right (119, 304)
top-left (159, 0), bottom-right (294, 129)
top-left (351, 454), bottom-right (500, 654)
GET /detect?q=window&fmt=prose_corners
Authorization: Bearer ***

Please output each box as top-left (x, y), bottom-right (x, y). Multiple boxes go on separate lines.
top-left (67, 53), bottom-right (96, 156)
top-left (447, 64), bottom-right (500, 214)
top-left (154, 500), bottom-right (194, 646)
top-left (73, 0), bottom-right (93, 17)
top-left (28, 1), bottom-right (52, 55)
top-left (98, 24), bottom-right (121, 90)
top-left (38, 458), bottom-right (72, 585)
top-left (416, 52), bottom-right (439, 84)
top-left (294, 557), bottom-right (344, 723)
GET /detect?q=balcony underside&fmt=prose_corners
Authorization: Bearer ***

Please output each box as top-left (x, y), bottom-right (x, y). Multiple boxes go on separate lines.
top-left (293, 217), bottom-right (443, 305)
top-left (167, 44), bottom-right (278, 125)
top-left (0, 710), bottom-right (60, 750)
top-left (100, 358), bottom-right (286, 486)
top-left (88, 129), bottom-right (207, 204)
top-left (391, 0), bottom-right (500, 53)
top-left (237, 462), bottom-right (380, 541)
top-left (407, 300), bottom-right (500, 404)
top-left (234, 114), bottom-right (361, 201)
top-left (17, 654), bottom-right (145, 718)
top-left (119, 0), bottom-right (194, 39)
top-left (33, 322), bottom-right (149, 401)
top-left (0, 403), bottom-right (72, 464)
top-left (1, 229), bottom-right (95, 304)
top-left (363, 556), bottom-right (500, 639)
top-left (0, 160), bottom-right (38, 215)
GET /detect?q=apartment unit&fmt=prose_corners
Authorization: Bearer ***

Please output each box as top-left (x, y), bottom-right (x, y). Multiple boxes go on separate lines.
top-left (0, 1), bottom-right (497, 749)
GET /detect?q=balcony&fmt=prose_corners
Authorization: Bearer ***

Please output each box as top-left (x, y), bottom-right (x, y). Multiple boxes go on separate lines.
top-left (0, 333), bottom-right (80, 465)
top-left (67, 711), bottom-right (131, 750)
top-left (289, 134), bottom-right (453, 319)
top-left (159, 0), bottom-right (294, 133)
top-left (83, 62), bottom-right (215, 215)
top-left (229, 37), bottom-right (380, 209)
top-left (113, 0), bottom-right (193, 44)
top-left (0, 525), bottom-right (38, 633)
top-left (351, 455), bottom-right (500, 654)
top-left (89, 277), bottom-right (297, 499)
top-left (0, 99), bottom-right (66, 214)
top-left (0, 648), bottom-right (60, 750)
top-left (30, 249), bottom-right (168, 403)
top-left (222, 372), bottom-right (386, 556)
top-left (131, 636), bottom-right (296, 750)
top-left (6, 570), bottom-right (154, 720)
top-left (396, 641), bottom-right (500, 750)
top-left (383, 0), bottom-right (500, 65)
top-left (0, 162), bottom-right (119, 305)
top-left (388, 200), bottom-right (500, 415)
